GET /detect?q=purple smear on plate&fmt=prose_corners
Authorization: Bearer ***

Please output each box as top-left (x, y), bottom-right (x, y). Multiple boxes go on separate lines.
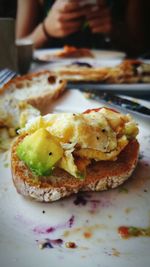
top-left (90, 200), bottom-right (101, 210)
top-left (37, 238), bottom-right (63, 249)
top-left (46, 227), bottom-right (56, 233)
top-left (74, 192), bottom-right (113, 213)
top-left (33, 226), bottom-right (56, 234)
top-left (73, 193), bottom-right (91, 206)
top-left (68, 215), bottom-right (75, 228)
top-left (15, 214), bottom-right (34, 226)
top-left (33, 215), bottom-right (75, 235)
top-left (74, 194), bottom-right (87, 206)
top-left (88, 197), bottom-right (112, 212)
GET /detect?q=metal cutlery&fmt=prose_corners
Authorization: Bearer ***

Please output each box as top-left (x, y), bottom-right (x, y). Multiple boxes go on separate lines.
top-left (0, 68), bottom-right (18, 88)
top-left (77, 88), bottom-right (150, 116)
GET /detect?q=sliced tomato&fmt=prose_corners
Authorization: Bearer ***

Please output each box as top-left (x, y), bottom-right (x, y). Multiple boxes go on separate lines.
top-left (83, 107), bottom-right (119, 114)
top-left (83, 108), bottom-right (102, 114)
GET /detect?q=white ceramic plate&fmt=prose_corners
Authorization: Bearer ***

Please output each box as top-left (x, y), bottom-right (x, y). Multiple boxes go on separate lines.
top-left (0, 90), bottom-right (150, 267)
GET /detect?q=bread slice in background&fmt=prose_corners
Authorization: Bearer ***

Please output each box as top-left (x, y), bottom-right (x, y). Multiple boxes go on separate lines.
top-left (0, 71), bottom-right (66, 150)
top-left (11, 136), bottom-right (139, 202)
top-left (0, 70), bottom-right (67, 111)
top-left (0, 71), bottom-right (67, 128)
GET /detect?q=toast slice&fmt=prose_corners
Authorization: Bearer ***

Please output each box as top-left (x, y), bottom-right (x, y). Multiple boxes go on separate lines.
top-left (54, 66), bottom-right (111, 82)
top-left (11, 136), bottom-right (139, 202)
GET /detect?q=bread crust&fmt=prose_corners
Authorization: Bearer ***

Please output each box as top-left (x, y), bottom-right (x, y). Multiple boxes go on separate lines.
top-left (11, 136), bottom-right (139, 202)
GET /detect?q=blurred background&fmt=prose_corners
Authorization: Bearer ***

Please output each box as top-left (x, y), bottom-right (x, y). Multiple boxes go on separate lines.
top-left (0, 0), bottom-right (150, 58)
top-left (0, 0), bottom-right (17, 19)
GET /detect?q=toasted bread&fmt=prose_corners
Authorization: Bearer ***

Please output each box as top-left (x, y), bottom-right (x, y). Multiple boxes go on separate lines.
top-left (54, 66), bottom-right (110, 82)
top-left (11, 136), bottom-right (139, 202)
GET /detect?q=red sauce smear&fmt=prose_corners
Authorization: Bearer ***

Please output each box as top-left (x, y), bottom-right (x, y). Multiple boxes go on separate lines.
top-left (118, 226), bottom-right (150, 239)
top-left (65, 242), bottom-right (77, 248)
top-left (83, 107), bottom-right (119, 114)
top-left (83, 231), bottom-right (92, 239)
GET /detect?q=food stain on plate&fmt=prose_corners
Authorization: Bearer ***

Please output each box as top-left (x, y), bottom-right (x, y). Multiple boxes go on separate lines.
top-left (118, 225), bottom-right (150, 239)
top-left (73, 192), bottom-right (114, 214)
top-left (37, 238), bottom-right (78, 250)
top-left (37, 238), bottom-right (63, 249)
top-left (124, 207), bottom-right (133, 214)
top-left (65, 241), bottom-right (77, 248)
top-left (33, 215), bottom-right (75, 235)
top-left (63, 224), bottom-right (107, 239)
top-left (104, 247), bottom-right (120, 257)
top-left (36, 223), bottom-right (108, 250)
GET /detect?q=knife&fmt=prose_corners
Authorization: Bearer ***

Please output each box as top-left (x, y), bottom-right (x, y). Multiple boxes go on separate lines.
top-left (78, 89), bottom-right (150, 116)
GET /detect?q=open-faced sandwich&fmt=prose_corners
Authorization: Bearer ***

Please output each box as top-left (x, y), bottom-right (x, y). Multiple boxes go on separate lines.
top-left (11, 107), bottom-right (139, 202)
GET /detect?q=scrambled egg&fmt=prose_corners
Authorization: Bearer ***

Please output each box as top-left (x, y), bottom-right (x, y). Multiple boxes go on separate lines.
top-left (19, 108), bottom-right (138, 178)
top-left (0, 96), bottom-right (40, 151)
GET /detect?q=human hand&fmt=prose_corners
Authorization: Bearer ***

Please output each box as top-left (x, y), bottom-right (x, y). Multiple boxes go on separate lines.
top-left (44, 0), bottom-right (85, 38)
top-left (85, 0), bottom-right (112, 34)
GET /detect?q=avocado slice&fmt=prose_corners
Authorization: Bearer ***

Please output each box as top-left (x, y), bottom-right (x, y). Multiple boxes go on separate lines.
top-left (17, 128), bottom-right (63, 176)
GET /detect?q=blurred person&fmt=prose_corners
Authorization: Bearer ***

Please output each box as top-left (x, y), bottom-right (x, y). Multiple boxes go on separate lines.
top-left (16, 0), bottom-right (150, 57)
top-left (16, 0), bottom-right (112, 49)
top-left (112, 0), bottom-right (150, 57)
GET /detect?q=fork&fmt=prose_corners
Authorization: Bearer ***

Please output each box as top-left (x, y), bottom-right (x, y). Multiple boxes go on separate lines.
top-left (0, 68), bottom-right (18, 88)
